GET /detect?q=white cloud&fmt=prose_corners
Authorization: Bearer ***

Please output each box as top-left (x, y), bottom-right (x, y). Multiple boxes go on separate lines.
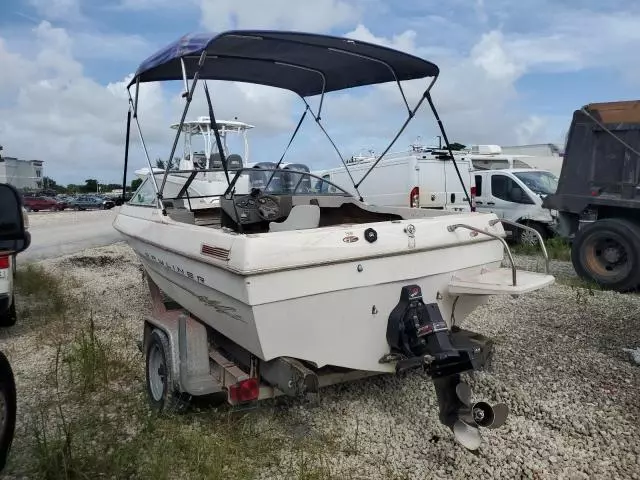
top-left (28, 0), bottom-right (84, 22)
top-left (3, 1), bottom-right (640, 185)
top-left (199, 0), bottom-right (360, 32)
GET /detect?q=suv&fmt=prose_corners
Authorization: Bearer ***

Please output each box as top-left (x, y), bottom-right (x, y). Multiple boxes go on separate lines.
top-left (23, 196), bottom-right (65, 212)
top-left (543, 100), bottom-right (640, 291)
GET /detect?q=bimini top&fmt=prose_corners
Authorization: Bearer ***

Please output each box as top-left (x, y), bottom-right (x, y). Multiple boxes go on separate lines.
top-left (129, 30), bottom-right (439, 97)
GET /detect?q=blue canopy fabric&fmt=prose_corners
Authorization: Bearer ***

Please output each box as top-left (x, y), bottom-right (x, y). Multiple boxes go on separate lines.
top-left (129, 30), bottom-right (439, 97)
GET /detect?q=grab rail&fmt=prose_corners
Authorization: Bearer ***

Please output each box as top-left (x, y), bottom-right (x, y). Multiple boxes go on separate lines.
top-left (446, 223), bottom-right (517, 286)
top-left (488, 219), bottom-right (550, 274)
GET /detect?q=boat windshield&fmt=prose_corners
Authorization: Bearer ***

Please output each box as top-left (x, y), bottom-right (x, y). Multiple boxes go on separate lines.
top-left (224, 167), bottom-right (353, 197)
top-left (513, 170), bottom-right (559, 196)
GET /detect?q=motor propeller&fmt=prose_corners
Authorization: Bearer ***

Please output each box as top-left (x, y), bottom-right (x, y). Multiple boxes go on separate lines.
top-left (452, 381), bottom-right (509, 450)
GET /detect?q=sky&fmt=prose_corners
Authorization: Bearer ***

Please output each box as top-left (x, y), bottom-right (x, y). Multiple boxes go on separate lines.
top-left (0, 0), bottom-right (639, 185)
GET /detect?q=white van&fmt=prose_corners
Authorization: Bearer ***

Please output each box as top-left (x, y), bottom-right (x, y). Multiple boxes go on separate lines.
top-left (314, 144), bottom-right (474, 212)
top-left (472, 168), bottom-right (559, 244)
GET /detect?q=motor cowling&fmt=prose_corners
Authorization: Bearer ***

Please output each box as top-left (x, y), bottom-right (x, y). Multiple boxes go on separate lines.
top-left (386, 284), bottom-right (472, 376)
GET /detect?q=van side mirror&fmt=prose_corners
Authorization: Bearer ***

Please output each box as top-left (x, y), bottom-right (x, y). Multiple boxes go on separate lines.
top-left (0, 183), bottom-right (31, 254)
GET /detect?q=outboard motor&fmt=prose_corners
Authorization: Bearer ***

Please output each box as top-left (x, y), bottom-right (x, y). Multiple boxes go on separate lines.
top-left (384, 285), bottom-right (508, 450)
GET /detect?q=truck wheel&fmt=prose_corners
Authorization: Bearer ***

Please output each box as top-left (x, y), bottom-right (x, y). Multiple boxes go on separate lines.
top-left (145, 329), bottom-right (188, 413)
top-left (571, 218), bottom-right (640, 291)
top-left (0, 351), bottom-right (17, 472)
top-left (517, 222), bottom-right (547, 246)
top-left (0, 298), bottom-right (16, 328)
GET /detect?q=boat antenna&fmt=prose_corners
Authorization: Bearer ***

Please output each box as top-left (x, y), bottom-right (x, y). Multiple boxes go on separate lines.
top-left (264, 105), bottom-right (309, 191)
top-left (425, 92), bottom-right (473, 210)
top-left (203, 81), bottom-right (230, 185)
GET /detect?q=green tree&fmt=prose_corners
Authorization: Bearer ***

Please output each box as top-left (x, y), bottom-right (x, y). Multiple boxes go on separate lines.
top-left (131, 178), bottom-right (143, 191)
top-left (83, 179), bottom-right (98, 193)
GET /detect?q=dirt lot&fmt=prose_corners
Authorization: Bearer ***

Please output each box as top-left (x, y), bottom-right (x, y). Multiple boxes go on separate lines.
top-left (0, 243), bottom-right (638, 479)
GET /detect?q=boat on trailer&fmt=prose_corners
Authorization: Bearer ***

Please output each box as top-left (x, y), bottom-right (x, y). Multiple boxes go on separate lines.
top-left (114, 30), bottom-right (554, 450)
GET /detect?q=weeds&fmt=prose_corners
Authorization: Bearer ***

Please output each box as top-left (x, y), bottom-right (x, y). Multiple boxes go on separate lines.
top-left (511, 236), bottom-right (572, 261)
top-left (14, 264), bottom-right (70, 317)
top-left (7, 264), bottom-right (343, 479)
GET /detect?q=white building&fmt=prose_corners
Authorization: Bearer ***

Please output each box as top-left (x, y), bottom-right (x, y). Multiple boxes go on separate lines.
top-left (0, 155), bottom-right (44, 190)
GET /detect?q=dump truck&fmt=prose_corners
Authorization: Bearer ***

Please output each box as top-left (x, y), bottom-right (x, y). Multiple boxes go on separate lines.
top-left (543, 100), bottom-right (640, 291)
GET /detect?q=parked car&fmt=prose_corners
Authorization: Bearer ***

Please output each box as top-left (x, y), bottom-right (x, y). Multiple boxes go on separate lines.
top-left (473, 168), bottom-right (559, 245)
top-left (22, 196), bottom-right (66, 212)
top-left (0, 183), bottom-right (31, 472)
top-left (68, 195), bottom-right (115, 210)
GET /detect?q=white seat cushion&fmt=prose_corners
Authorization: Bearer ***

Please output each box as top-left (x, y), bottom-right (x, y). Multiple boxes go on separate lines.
top-left (269, 204), bottom-right (320, 232)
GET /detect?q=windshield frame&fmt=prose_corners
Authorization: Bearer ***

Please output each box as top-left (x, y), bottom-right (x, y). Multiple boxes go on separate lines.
top-left (222, 167), bottom-right (353, 198)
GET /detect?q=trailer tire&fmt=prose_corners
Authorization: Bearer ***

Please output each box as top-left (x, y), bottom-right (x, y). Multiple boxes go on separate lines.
top-left (0, 351), bottom-right (17, 472)
top-left (571, 218), bottom-right (640, 292)
top-left (145, 329), bottom-right (188, 413)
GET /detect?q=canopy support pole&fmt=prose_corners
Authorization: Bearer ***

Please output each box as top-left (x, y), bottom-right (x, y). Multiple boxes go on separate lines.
top-left (159, 52), bottom-right (208, 201)
top-left (425, 92), bottom-right (473, 210)
top-left (121, 106), bottom-right (132, 204)
top-left (301, 97), bottom-right (363, 201)
top-left (203, 81), bottom-right (230, 185)
top-left (128, 89), bottom-right (159, 206)
top-left (355, 75), bottom-right (437, 192)
top-left (263, 106), bottom-right (309, 192)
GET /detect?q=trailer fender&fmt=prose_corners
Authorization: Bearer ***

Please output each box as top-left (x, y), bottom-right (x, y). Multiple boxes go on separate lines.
top-left (143, 315), bottom-right (211, 393)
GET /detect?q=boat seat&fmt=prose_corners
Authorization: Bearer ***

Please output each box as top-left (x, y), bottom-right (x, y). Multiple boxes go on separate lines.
top-left (269, 204), bottom-right (320, 232)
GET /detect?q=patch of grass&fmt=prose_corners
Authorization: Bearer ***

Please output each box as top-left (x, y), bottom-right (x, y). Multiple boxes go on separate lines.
top-left (14, 264), bottom-right (70, 316)
top-left (511, 236), bottom-right (572, 261)
top-left (7, 263), bottom-right (343, 479)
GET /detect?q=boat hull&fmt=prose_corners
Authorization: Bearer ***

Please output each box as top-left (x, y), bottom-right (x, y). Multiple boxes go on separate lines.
top-left (122, 229), bottom-right (502, 373)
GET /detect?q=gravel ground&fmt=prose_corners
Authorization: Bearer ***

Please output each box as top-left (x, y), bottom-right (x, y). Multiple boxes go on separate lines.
top-left (1, 243), bottom-right (639, 479)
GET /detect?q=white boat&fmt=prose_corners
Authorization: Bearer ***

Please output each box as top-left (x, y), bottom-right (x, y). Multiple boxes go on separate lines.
top-left (114, 30), bottom-right (554, 450)
top-left (134, 117), bottom-right (255, 209)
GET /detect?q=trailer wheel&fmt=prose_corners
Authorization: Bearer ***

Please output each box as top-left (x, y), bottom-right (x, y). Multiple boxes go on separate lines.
top-left (145, 329), bottom-right (188, 413)
top-left (0, 352), bottom-right (17, 472)
top-left (571, 218), bottom-right (640, 291)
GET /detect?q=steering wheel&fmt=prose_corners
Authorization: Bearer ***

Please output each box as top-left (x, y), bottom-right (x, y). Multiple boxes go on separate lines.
top-left (255, 193), bottom-right (281, 221)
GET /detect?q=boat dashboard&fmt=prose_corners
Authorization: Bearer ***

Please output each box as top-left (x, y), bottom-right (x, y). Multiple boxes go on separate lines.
top-left (219, 188), bottom-right (411, 233)
top-left (225, 188), bottom-right (293, 226)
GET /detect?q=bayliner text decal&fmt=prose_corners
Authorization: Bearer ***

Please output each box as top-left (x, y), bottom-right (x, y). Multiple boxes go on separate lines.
top-left (144, 251), bottom-right (206, 284)
top-left (143, 251), bottom-right (244, 322)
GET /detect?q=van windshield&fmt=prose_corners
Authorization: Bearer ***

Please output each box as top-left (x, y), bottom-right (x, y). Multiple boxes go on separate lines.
top-left (513, 171), bottom-right (558, 196)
